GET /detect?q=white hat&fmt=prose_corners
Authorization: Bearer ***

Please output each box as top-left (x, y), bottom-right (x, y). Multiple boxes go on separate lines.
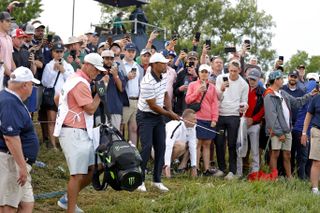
top-left (306, 72), bottom-right (319, 82)
top-left (84, 53), bottom-right (106, 71)
top-left (98, 42), bottom-right (106, 49)
top-left (199, 64), bottom-right (212, 73)
top-left (149, 53), bottom-right (169, 64)
top-left (101, 50), bottom-right (114, 58)
top-left (33, 22), bottom-right (45, 29)
top-left (64, 36), bottom-right (81, 46)
top-left (140, 48), bottom-right (151, 56)
top-left (25, 24), bottom-right (35, 35)
top-left (10, 67), bottom-right (40, 84)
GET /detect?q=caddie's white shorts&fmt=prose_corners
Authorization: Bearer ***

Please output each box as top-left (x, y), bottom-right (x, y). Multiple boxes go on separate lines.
top-left (59, 128), bottom-right (95, 175)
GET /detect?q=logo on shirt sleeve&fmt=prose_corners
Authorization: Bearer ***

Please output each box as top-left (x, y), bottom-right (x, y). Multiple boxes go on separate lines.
top-left (7, 126), bottom-right (13, 132)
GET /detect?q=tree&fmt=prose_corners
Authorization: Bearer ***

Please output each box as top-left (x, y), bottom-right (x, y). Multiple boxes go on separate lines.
top-left (0, 0), bottom-right (43, 25)
top-left (308, 56), bottom-right (320, 73)
top-left (284, 50), bottom-right (309, 72)
top-left (100, 0), bottom-right (276, 70)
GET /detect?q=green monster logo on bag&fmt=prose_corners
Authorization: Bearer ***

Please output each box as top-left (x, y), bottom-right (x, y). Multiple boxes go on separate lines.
top-left (128, 177), bottom-right (135, 185)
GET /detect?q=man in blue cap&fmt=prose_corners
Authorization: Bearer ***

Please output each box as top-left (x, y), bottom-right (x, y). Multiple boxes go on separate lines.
top-left (264, 70), bottom-right (317, 178)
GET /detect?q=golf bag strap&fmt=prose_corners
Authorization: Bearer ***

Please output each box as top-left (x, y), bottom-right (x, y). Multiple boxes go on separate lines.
top-left (92, 153), bottom-right (108, 191)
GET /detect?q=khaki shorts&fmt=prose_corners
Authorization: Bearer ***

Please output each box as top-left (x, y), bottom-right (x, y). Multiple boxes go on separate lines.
top-left (122, 99), bottom-right (138, 124)
top-left (310, 127), bottom-right (320, 161)
top-left (271, 133), bottom-right (292, 151)
top-left (0, 152), bottom-right (34, 208)
top-left (59, 128), bottom-right (95, 175)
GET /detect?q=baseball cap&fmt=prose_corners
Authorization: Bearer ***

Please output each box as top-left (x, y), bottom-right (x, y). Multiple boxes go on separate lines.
top-left (11, 29), bottom-right (27, 38)
top-left (124, 43), bottom-right (136, 51)
top-left (101, 50), bottom-right (114, 58)
top-left (297, 64), bottom-right (305, 69)
top-left (52, 35), bottom-right (62, 44)
top-left (65, 36), bottom-right (81, 46)
top-left (149, 53), bottom-right (169, 64)
top-left (10, 67), bottom-right (40, 84)
top-left (199, 64), bottom-right (212, 73)
top-left (306, 73), bottom-right (319, 82)
top-left (288, 70), bottom-right (298, 77)
top-left (33, 22), bottom-right (45, 29)
top-left (0, 11), bottom-right (13, 21)
top-left (24, 24), bottom-right (35, 35)
top-left (248, 68), bottom-right (261, 81)
top-left (187, 51), bottom-right (198, 59)
top-left (268, 70), bottom-right (283, 80)
top-left (140, 48), bottom-right (151, 56)
top-left (51, 43), bottom-right (64, 51)
top-left (84, 53), bottom-right (106, 71)
top-left (98, 42), bottom-right (106, 49)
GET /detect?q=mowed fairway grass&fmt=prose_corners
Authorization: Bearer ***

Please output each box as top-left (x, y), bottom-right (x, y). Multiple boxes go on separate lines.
top-left (31, 144), bottom-right (320, 213)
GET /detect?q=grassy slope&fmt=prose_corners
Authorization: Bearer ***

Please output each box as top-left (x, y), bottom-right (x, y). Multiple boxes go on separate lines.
top-left (32, 145), bottom-right (320, 213)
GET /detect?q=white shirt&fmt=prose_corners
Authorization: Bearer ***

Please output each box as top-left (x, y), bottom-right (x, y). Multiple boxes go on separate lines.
top-left (123, 59), bottom-right (140, 98)
top-left (275, 91), bottom-right (290, 129)
top-left (164, 120), bottom-right (197, 167)
top-left (138, 71), bottom-right (167, 113)
top-left (41, 59), bottom-right (74, 95)
top-left (216, 74), bottom-right (249, 116)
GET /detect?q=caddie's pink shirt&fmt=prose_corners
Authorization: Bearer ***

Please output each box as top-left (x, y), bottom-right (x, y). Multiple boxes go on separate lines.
top-left (0, 31), bottom-right (13, 72)
top-left (63, 70), bottom-right (93, 128)
top-left (185, 79), bottom-right (219, 122)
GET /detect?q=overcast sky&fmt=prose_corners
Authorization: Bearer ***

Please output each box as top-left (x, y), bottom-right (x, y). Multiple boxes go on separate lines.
top-left (38, 0), bottom-right (319, 60)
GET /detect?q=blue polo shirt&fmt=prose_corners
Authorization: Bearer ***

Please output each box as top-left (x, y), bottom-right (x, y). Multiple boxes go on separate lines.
top-left (308, 94), bottom-right (320, 129)
top-left (0, 89), bottom-right (39, 164)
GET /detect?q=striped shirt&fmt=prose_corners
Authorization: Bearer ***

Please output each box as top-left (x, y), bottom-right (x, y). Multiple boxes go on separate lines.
top-left (138, 70), bottom-right (167, 113)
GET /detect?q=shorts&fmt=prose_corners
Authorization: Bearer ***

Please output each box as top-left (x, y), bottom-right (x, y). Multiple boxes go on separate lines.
top-left (59, 128), bottom-right (95, 175)
top-left (0, 152), bottom-right (34, 208)
top-left (122, 99), bottom-right (138, 124)
top-left (309, 127), bottom-right (320, 161)
top-left (271, 133), bottom-right (292, 151)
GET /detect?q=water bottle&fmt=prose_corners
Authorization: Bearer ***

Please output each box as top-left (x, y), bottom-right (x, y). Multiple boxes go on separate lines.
top-left (35, 160), bottom-right (46, 168)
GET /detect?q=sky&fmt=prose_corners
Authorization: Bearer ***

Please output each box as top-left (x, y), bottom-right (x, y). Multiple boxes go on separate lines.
top-left (38, 0), bottom-right (320, 60)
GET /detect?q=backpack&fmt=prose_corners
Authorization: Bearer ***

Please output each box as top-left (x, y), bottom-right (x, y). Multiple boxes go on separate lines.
top-left (92, 123), bottom-right (143, 191)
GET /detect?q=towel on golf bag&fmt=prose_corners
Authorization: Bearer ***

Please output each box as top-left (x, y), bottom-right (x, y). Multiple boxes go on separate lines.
top-left (236, 116), bottom-right (248, 158)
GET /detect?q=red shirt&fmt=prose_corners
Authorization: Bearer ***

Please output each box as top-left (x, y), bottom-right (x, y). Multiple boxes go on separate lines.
top-left (245, 87), bottom-right (264, 123)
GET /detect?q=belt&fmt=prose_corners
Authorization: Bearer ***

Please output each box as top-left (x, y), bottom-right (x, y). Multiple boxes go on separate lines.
top-left (129, 97), bottom-right (139, 100)
top-left (0, 148), bottom-right (34, 165)
top-left (62, 124), bottom-right (87, 131)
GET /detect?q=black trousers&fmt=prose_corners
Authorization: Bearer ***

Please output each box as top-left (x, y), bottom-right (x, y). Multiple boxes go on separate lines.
top-left (215, 116), bottom-right (240, 174)
top-left (136, 110), bottom-right (165, 182)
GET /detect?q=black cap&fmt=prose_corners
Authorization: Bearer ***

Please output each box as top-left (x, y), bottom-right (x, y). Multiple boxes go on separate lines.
top-left (289, 70), bottom-right (298, 77)
top-left (51, 43), bottom-right (64, 51)
top-left (0, 11), bottom-right (13, 21)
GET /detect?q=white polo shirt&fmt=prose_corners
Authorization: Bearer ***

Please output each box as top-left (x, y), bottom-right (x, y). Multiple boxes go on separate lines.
top-left (138, 70), bottom-right (167, 113)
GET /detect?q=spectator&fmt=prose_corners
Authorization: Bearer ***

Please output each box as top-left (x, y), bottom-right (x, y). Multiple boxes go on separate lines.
top-left (163, 109), bottom-right (197, 178)
top-left (22, 23), bottom-right (35, 49)
top-left (122, 43), bottom-right (143, 146)
top-left (264, 70), bottom-right (315, 178)
top-left (215, 60), bottom-right (249, 180)
top-left (0, 11), bottom-right (16, 88)
top-left (64, 36), bottom-right (85, 71)
top-left (136, 53), bottom-right (180, 192)
top-left (138, 48), bottom-right (151, 74)
top-left (129, 4), bottom-right (148, 34)
top-left (185, 64), bottom-right (219, 176)
top-left (0, 67), bottom-right (40, 213)
top-left (85, 31), bottom-right (98, 53)
top-left (209, 56), bottom-right (224, 85)
top-left (97, 42), bottom-right (109, 55)
top-left (113, 12), bottom-right (125, 35)
top-left (296, 64), bottom-right (307, 92)
top-left (42, 43), bottom-right (74, 150)
top-left (54, 53), bottom-right (107, 212)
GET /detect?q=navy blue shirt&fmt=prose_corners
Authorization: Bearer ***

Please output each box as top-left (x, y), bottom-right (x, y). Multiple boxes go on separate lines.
top-left (0, 90), bottom-right (39, 164)
top-left (308, 94), bottom-right (320, 129)
top-left (282, 84), bottom-right (305, 124)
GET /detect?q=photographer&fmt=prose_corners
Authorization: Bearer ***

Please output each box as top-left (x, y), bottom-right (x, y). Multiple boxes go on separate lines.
top-left (63, 36), bottom-right (85, 71)
top-left (173, 51), bottom-right (199, 115)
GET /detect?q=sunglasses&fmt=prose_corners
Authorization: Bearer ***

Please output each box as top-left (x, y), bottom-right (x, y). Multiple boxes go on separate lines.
top-left (103, 57), bottom-right (114, 60)
top-left (200, 70), bottom-right (209, 73)
top-left (55, 50), bottom-right (63, 53)
top-left (289, 75), bottom-right (297, 79)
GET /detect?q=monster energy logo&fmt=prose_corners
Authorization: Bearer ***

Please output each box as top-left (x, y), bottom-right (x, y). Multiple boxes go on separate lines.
top-left (98, 87), bottom-right (104, 94)
top-left (128, 177), bottom-right (135, 185)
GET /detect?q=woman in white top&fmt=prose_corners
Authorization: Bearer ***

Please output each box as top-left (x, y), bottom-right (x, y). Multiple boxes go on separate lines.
top-left (42, 43), bottom-right (74, 150)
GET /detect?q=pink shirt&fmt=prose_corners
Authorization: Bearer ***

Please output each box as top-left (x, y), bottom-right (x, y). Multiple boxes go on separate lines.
top-left (63, 70), bottom-right (93, 128)
top-left (165, 66), bottom-right (177, 100)
top-left (185, 80), bottom-right (219, 122)
top-left (0, 31), bottom-right (13, 72)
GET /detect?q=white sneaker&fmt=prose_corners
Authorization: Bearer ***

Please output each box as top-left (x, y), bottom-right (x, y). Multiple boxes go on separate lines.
top-left (151, 182), bottom-right (169, 192)
top-left (213, 169), bottom-right (225, 177)
top-left (57, 193), bottom-right (84, 213)
top-left (312, 188), bottom-right (320, 195)
top-left (224, 172), bottom-right (237, 180)
top-left (136, 182), bottom-right (147, 192)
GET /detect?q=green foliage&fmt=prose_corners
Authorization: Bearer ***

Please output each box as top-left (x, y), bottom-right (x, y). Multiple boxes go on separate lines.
top-left (284, 50), bottom-right (320, 74)
top-left (0, 0), bottom-right (43, 25)
top-left (100, 0), bottom-right (276, 70)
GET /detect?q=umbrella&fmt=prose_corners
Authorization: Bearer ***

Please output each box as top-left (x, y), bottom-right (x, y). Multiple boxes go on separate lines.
top-left (94, 0), bottom-right (149, 7)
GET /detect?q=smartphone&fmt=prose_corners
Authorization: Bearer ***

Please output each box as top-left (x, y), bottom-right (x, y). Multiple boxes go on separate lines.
top-left (47, 34), bottom-right (53, 43)
top-left (171, 34), bottom-right (179, 41)
top-left (224, 47), bottom-right (236, 53)
top-left (70, 50), bottom-right (77, 60)
top-left (205, 39), bottom-right (211, 50)
top-left (244, 39), bottom-right (251, 50)
top-left (279, 56), bottom-right (284, 61)
top-left (15, 2), bottom-right (25, 7)
top-left (223, 76), bottom-right (228, 82)
top-left (131, 68), bottom-right (137, 73)
top-left (195, 32), bottom-right (201, 42)
top-left (187, 61), bottom-right (195, 68)
top-left (59, 58), bottom-right (62, 65)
